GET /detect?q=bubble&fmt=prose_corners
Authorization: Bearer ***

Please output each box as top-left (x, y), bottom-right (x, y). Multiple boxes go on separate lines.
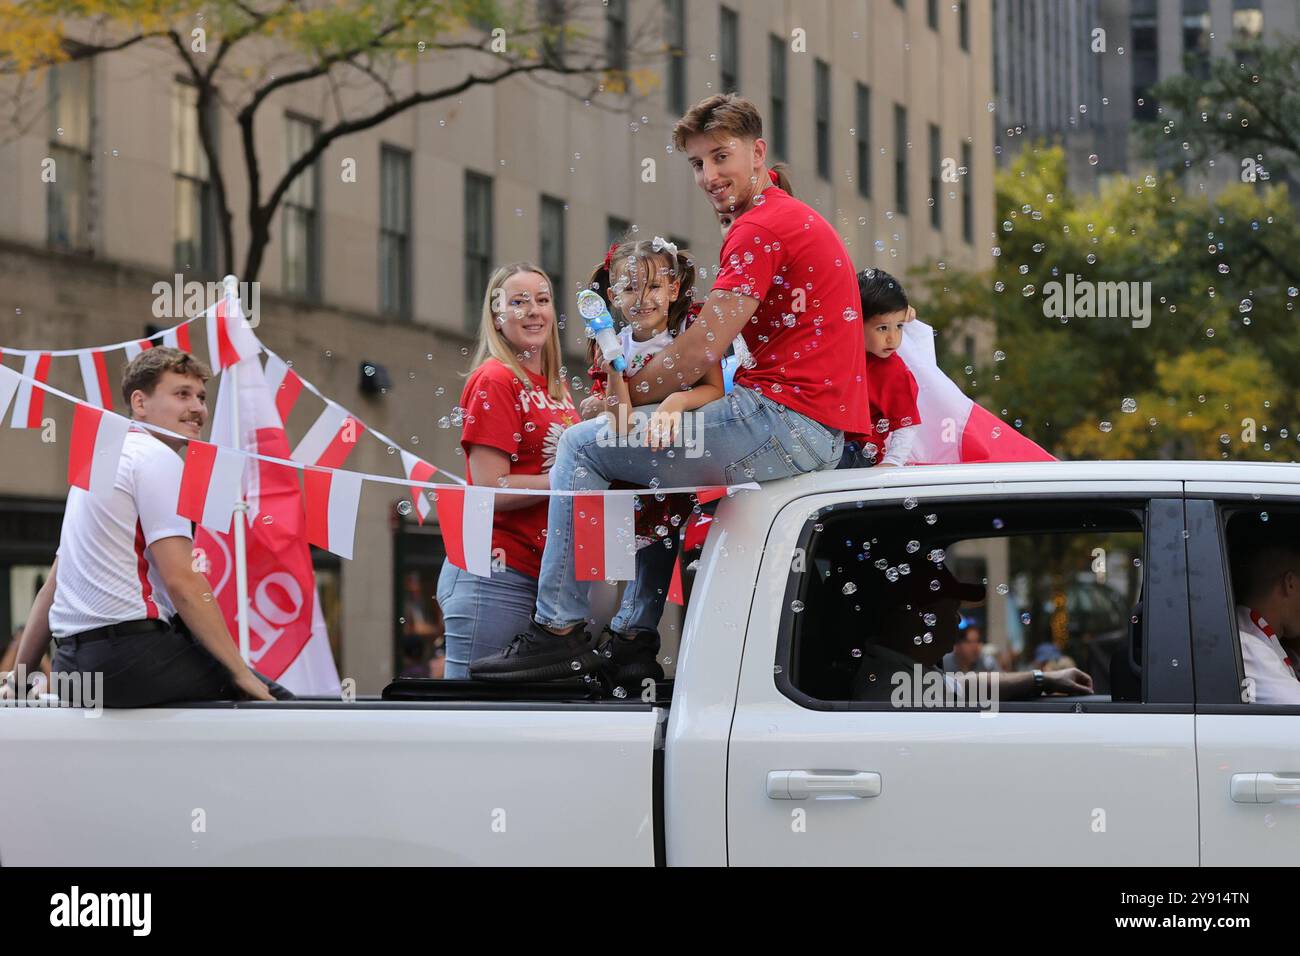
top-left (397, 500), bottom-right (413, 516)
top-left (1121, 398), bottom-right (1137, 414)
top-left (994, 350), bottom-right (1006, 362)
top-left (996, 583), bottom-right (1010, 595)
top-left (850, 648), bottom-right (863, 658)
top-left (842, 581), bottom-right (858, 595)
top-left (1099, 421), bottom-right (1113, 433)
top-left (1088, 154), bottom-right (1099, 166)
top-left (790, 600), bottom-right (806, 614)
top-left (906, 540), bottom-right (921, 553)
top-left (1020, 612), bottom-right (1032, 625)
top-left (903, 497), bottom-right (918, 510)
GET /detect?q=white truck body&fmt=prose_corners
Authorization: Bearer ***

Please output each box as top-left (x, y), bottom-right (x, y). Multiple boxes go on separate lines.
top-left (3, 461), bottom-right (1298, 865)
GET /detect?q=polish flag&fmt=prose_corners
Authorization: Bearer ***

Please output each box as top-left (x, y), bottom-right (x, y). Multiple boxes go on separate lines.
top-left (574, 493), bottom-right (637, 582)
top-left (434, 485), bottom-right (495, 576)
top-left (0, 365), bottom-right (20, 423)
top-left (292, 403), bottom-right (364, 468)
top-left (67, 404), bottom-right (131, 497)
top-left (123, 339), bottom-right (154, 362)
top-left (303, 468), bottom-right (363, 560)
top-left (263, 353), bottom-right (304, 426)
top-left (197, 348), bottom-right (341, 695)
top-left (400, 450), bottom-right (437, 525)
top-left (9, 352), bottom-right (51, 429)
top-left (668, 511), bottom-right (716, 606)
top-left (177, 439), bottom-right (245, 534)
top-left (206, 297), bottom-right (259, 372)
top-left (162, 323), bottom-right (193, 353)
top-left (898, 318), bottom-right (1056, 464)
top-left (78, 350), bottom-right (114, 410)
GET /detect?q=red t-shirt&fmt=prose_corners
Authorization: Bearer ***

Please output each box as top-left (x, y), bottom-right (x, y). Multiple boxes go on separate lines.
top-left (847, 352), bottom-right (921, 459)
top-left (459, 358), bottom-right (579, 579)
top-left (710, 186), bottom-right (871, 435)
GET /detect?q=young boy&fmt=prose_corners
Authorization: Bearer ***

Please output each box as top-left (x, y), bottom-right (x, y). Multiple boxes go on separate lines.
top-left (841, 268), bottom-right (922, 469)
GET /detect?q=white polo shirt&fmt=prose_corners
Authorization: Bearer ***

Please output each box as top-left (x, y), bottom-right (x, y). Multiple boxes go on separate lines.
top-left (1237, 605), bottom-right (1300, 705)
top-left (49, 428), bottom-right (192, 638)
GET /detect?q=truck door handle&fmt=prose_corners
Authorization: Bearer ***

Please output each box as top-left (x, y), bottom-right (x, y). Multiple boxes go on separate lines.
top-left (1230, 772), bottom-right (1300, 803)
top-left (767, 770), bottom-right (881, 800)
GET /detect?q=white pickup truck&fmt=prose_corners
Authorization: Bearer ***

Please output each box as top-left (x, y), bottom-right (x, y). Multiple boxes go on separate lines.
top-left (3, 459), bottom-right (1298, 866)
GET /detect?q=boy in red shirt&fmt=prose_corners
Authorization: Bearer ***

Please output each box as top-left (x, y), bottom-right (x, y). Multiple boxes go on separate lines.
top-left (842, 268), bottom-right (923, 469)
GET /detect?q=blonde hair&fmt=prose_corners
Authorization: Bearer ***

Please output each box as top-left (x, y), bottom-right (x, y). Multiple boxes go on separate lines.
top-left (468, 262), bottom-right (568, 401)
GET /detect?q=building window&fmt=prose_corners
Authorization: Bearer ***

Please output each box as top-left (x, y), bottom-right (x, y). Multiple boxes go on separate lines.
top-left (607, 216), bottom-right (631, 246)
top-left (929, 123), bottom-right (942, 230)
top-left (464, 171), bottom-right (494, 329)
top-left (173, 81), bottom-right (216, 276)
top-left (894, 104), bottom-right (909, 215)
top-left (959, 0), bottom-right (969, 51)
top-left (769, 34), bottom-right (788, 160)
top-left (379, 145), bottom-right (412, 320)
top-left (1232, 0), bottom-right (1262, 43)
top-left (665, 0), bottom-right (687, 114)
top-left (855, 83), bottom-right (871, 198)
top-left (540, 195), bottom-right (566, 315)
top-left (606, 0), bottom-right (628, 73)
top-left (961, 141), bottom-right (973, 244)
top-left (1182, 0), bottom-right (1211, 80)
top-left (814, 59), bottom-right (831, 181)
top-left (720, 6), bottom-right (739, 93)
top-left (538, 0), bottom-right (566, 66)
top-left (1130, 0), bottom-right (1159, 121)
top-left (282, 114), bottom-right (321, 300)
top-left (927, 0), bottom-right (939, 30)
top-left (47, 59), bottom-right (93, 253)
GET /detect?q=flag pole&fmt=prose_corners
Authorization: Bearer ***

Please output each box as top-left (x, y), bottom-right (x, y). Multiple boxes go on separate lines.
top-left (223, 274), bottom-right (252, 665)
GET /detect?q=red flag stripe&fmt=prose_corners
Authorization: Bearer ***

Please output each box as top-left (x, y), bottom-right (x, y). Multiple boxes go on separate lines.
top-left (67, 403), bottom-right (102, 490)
top-left (407, 459), bottom-right (437, 526)
top-left (93, 351), bottom-right (112, 410)
top-left (316, 416), bottom-right (364, 469)
top-left (215, 300), bottom-right (241, 369)
top-left (302, 469), bottom-right (334, 551)
top-left (275, 368), bottom-right (304, 423)
top-left (667, 553), bottom-right (684, 605)
top-left (573, 493), bottom-right (605, 581)
top-left (175, 323), bottom-right (192, 352)
top-left (25, 352), bottom-right (52, 428)
top-left (177, 440), bottom-right (219, 524)
top-left (434, 487), bottom-right (468, 570)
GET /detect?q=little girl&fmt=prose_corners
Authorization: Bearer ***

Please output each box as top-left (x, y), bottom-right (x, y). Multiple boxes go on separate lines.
top-left (581, 236), bottom-right (725, 689)
top-left (842, 267), bottom-right (922, 468)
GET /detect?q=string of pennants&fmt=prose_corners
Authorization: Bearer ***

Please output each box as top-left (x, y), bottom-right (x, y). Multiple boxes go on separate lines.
top-left (0, 302), bottom-right (753, 584)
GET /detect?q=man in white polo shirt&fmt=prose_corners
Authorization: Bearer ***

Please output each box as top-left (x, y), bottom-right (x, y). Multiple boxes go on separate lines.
top-left (1229, 522), bottom-right (1300, 704)
top-left (2, 348), bottom-right (289, 707)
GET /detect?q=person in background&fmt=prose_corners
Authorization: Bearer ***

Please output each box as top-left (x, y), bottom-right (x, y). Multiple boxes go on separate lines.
top-left (437, 262), bottom-right (579, 678)
top-left (942, 624), bottom-right (999, 674)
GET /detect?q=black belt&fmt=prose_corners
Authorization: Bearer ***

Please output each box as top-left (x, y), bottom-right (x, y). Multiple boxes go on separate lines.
top-left (54, 618), bottom-right (171, 648)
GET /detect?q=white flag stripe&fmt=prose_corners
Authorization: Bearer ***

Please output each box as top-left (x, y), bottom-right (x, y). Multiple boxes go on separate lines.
top-left (463, 486), bottom-right (495, 577)
top-left (201, 445), bottom-right (246, 533)
top-left (87, 412), bottom-right (131, 497)
top-left (325, 470), bottom-right (363, 561)
top-left (0, 366), bottom-right (20, 424)
top-left (9, 353), bottom-right (40, 428)
top-left (291, 403), bottom-right (348, 465)
top-left (162, 328), bottom-right (179, 350)
top-left (77, 352), bottom-right (104, 408)
top-left (123, 341), bottom-right (143, 362)
top-left (898, 317), bottom-right (975, 465)
top-left (263, 352), bottom-right (290, 395)
top-left (398, 449), bottom-right (430, 522)
top-left (603, 495), bottom-right (637, 581)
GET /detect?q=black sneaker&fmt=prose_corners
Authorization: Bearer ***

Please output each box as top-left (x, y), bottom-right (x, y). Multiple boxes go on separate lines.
top-left (469, 619), bottom-right (600, 682)
top-left (595, 627), bottom-right (664, 695)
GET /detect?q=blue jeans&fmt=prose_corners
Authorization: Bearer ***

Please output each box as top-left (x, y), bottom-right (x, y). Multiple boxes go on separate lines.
top-left (611, 533), bottom-right (679, 634)
top-left (535, 386), bottom-right (843, 630)
top-left (438, 562), bottom-right (538, 679)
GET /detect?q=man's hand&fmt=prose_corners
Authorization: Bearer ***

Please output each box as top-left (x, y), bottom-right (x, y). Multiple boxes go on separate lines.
top-left (233, 670), bottom-right (275, 702)
top-left (1045, 667), bottom-right (1094, 695)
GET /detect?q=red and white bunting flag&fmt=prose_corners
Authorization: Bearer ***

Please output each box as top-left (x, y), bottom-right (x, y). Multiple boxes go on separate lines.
top-left (122, 339), bottom-right (154, 362)
top-left (67, 405), bottom-right (131, 497)
top-left (434, 485), bottom-right (494, 576)
top-left (574, 493), bottom-right (637, 582)
top-left (177, 439), bottom-right (245, 534)
top-left (9, 352), bottom-right (51, 429)
top-left (162, 323), bottom-right (193, 353)
top-left (263, 353), bottom-right (304, 426)
top-left (206, 298), bottom-right (259, 371)
top-left (0, 366), bottom-right (19, 424)
top-left (292, 403), bottom-right (364, 468)
top-left (400, 450), bottom-right (437, 525)
top-left (667, 554), bottom-right (685, 606)
top-left (77, 350), bottom-right (114, 410)
top-left (682, 512), bottom-right (714, 553)
top-left (303, 468), bottom-right (363, 560)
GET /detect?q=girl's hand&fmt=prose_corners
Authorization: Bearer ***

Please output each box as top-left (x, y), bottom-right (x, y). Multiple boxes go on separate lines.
top-left (579, 395), bottom-right (606, 420)
top-left (648, 398), bottom-right (685, 451)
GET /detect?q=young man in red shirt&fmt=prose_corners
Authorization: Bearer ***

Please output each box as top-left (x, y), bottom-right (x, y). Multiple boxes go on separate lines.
top-left (471, 93), bottom-right (871, 682)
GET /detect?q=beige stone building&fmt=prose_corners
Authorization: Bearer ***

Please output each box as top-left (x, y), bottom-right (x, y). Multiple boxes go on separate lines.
top-left (0, 0), bottom-right (997, 692)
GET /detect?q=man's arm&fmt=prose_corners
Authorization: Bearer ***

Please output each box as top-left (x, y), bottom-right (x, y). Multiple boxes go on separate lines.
top-left (626, 288), bottom-right (759, 403)
top-left (996, 667), bottom-right (1094, 701)
top-left (150, 536), bottom-right (273, 701)
top-left (4, 559), bottom-right (58, 684)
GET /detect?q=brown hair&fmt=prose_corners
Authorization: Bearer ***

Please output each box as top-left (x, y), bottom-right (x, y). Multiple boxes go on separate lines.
top-left (584, 236), bottom-right (698, 368)
top-left (672, 93), bottom-right (764, 151)
top-left (468, 262), bottom-right (568, 402)
top-left (121, 346), bottom-right (212, 409)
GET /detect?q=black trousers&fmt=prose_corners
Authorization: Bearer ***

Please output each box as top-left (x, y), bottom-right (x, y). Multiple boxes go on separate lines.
top-left (50, 620), bottom-right (296, 708)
